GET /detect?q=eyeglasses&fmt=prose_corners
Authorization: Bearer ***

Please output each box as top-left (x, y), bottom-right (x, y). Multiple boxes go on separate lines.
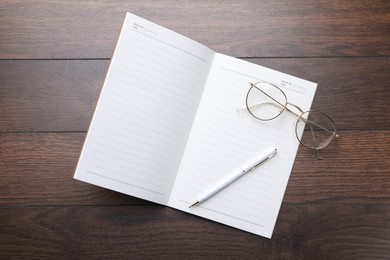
top-left (241, 82), bottom-right (339, 159)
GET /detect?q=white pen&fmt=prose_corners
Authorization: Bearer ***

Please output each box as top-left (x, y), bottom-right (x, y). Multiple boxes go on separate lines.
top-left (189, 147), bottom-right (277, 208)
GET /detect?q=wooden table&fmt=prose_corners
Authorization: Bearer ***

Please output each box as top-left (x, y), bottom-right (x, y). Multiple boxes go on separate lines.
top-left (1, 1), bottom-right (389, 258)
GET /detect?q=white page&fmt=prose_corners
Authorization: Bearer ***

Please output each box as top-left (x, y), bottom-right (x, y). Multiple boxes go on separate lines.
top-left (74, 13), bottom-right (215, 205)
top-left (169, 53), bottom-right (317, 238)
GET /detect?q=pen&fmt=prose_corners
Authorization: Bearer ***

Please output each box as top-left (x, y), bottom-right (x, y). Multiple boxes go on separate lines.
top-left (189, 147), bottom-right (277, 208)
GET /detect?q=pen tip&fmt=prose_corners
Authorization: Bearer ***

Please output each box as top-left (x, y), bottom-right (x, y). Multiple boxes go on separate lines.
top-left (189, 201), bottom-right (199, 208)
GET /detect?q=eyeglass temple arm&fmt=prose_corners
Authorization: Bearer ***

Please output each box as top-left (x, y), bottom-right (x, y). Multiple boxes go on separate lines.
top-left (242, 102), bottom-right (337, 138)
top-left (250, 83), bottom-right (305, 119)
top-left (294, 111), bottom-right (338, 136)
top-left (248, 83), bottom-right (338, 136)
top-left (250, 82), bottom-right (289, 110)
top-left (307, 122), bottom-right (323, 160)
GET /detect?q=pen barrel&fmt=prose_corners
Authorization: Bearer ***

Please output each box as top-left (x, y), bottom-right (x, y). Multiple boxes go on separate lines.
top-left (196, 147), bottom-right (276, 204)
top-left (242, 150), bottom-right (274, 172)
top-left (198, 170), bottom-right (246, 203)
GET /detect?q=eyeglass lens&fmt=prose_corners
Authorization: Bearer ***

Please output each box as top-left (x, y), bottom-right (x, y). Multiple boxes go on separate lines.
top-left (295, 111), bottom-right (337, 150)
top-left (246, 82), bottom-right (287, 121)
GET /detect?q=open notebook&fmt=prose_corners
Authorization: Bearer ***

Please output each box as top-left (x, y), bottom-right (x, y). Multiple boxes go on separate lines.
top-left (74, 12), bottom-right (317, 238)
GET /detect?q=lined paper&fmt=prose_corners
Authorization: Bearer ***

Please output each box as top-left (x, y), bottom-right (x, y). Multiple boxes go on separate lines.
top-left (74, 13), bottom-right (317, 238)
top-left (74, 13), bottom-right (214, 205)
top-left (169, 54), bottom-right (317, 238)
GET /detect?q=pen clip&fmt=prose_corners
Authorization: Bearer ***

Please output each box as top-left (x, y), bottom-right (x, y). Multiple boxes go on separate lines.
top-left (249, 149), bottom-right (277, 172)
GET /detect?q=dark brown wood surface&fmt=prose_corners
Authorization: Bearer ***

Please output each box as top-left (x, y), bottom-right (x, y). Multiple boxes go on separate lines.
top-left (1, 0), bottom-right (389, 259)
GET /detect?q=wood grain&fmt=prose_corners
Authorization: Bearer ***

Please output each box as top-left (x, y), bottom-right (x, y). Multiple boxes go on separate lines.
top-left (0, 58), bottom-right (389, 132)
top-left (0, 133), bottom-right (146, 206)
top-left (0, 205), bottom-right (388, 259)
top-left (0, 132), bottom-right (388, 206)
top-left (0, 0), bottom-right (389, 59)
top-left (0, 60), bottom-right (105, 132)
top-left (1, 0), bottom-right (389, 258)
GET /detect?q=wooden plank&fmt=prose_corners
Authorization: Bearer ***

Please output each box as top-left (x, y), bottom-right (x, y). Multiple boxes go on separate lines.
top-left (0, 60), bottom-right (106, 132)
top-left (0, 0), bottom-right (389, 59)
top-left (0, 1), bottom-right (388, 258)
top-left (0, 205), bottom-right (388, 258)
top-left (0, 132), bottom-right (388, 206)
top-left (0, 58), bottom-right (389, 132)
top-left (287, 130), bottom-right (390, 204)
top-left (0, 133), bottom-right (147, 206)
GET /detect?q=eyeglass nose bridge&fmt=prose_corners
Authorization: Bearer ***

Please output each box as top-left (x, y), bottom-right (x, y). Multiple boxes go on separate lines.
top-left (285, 102), bottom-right (305, 120)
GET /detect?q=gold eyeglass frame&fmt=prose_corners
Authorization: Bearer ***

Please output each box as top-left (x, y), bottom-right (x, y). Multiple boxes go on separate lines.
top-left (245, 82), bottom-right (339, 159)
